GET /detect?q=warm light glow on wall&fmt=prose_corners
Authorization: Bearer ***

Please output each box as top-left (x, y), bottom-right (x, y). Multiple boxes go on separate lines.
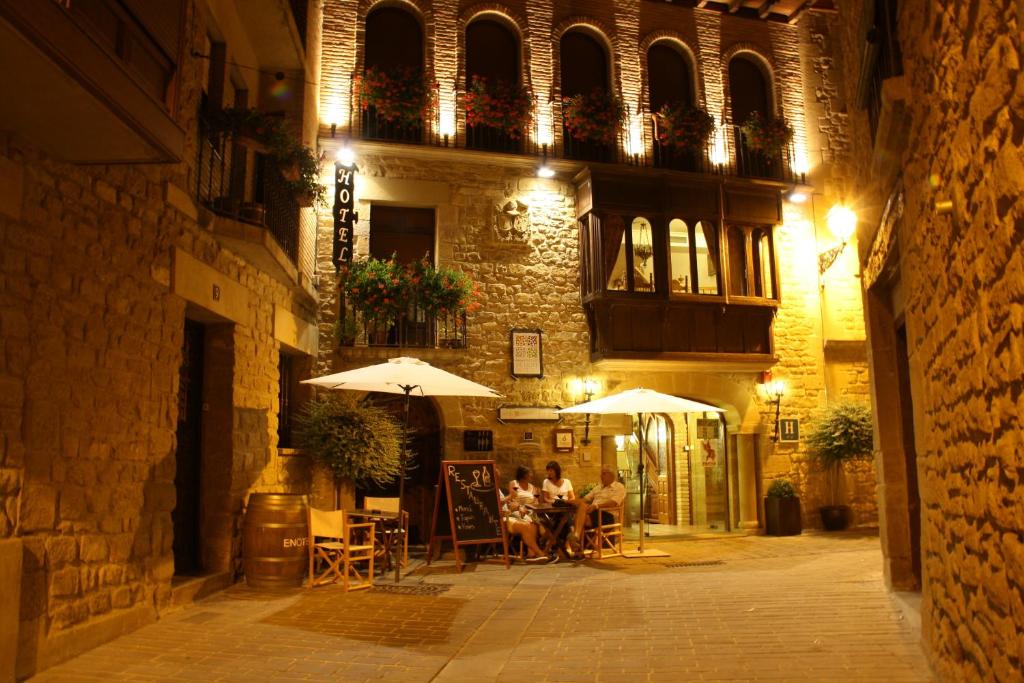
top-left (437, 85), bottom-right (456, 139)
top-left (710, 127), bottom-right (728, 167)
top-left (627, 113), bottom-right (644, 158)
top-left (534, 99), bottom-right (553, 147)
top-left (791, 149), bottom-right (810, 176)
top-left (323, 100), bottom-right (346, 132)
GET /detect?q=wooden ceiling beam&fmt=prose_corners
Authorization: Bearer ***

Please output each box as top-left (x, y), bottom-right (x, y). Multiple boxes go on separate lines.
top-left (728, 0), bottom-right (744, 13)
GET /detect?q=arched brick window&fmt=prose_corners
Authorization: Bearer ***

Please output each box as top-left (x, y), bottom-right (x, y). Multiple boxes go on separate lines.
top-left (728, 55), bottom-right (785, 179)
top-left (465, 17), bottom-right (524, 152)
top-left (361, 6), bottom-right (426, 142)
top-left (560, 29), bottom-right (615, 162)
top-left (648, 43), bottom-right (693, 112)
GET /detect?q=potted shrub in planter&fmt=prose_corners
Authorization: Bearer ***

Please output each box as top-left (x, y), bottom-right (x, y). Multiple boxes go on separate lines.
top-left (739, 110), bottom-right (794, 156)
top-left (764, 478), bottom-right (801, 536)
top-left (562, 88), bottom-right (627, 145)
top-left (806, 402), bottom-right (874, 531)
top-left (463, 76), bottom-right (533, 139)
top-left (294, 394), bottom-right (404, 509)
top-left (338, 256), bottom-right (413, 345)
top-left (654, 103), bottom-right (716, 151)
top-left (358, 65), bottom-right (436, 129)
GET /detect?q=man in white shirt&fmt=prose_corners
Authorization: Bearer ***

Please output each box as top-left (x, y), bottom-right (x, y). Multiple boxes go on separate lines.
top-left (567, 465), bottom-right (626, 557)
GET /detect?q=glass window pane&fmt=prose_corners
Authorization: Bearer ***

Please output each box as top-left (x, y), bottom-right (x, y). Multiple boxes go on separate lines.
top-left (669, 218), bottom-right (691, 294)
top-left (727, 226), bottom-right (748, 296)
top-left (604, 215), bottom-right (628, 291)
top-left (694, 221), bottom-right (720, 295)
top-left (632, 217), bottom-right (655, 292)
top-left (753, 228), bottom-right (775, 299)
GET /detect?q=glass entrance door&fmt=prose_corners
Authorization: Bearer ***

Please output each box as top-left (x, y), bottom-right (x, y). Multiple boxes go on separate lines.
top-left (687, 413), bottom-right (730, 531)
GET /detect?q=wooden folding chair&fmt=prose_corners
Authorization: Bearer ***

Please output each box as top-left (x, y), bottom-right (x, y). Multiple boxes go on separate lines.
top-left (583, 503), bottom-right (625, 559)
top-left (308, 507), bottom-right (375, 591)
top-left (364, 496), bottom-right (410, 568)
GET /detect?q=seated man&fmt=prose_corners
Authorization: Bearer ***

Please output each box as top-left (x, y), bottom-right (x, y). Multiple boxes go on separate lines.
top-left (567, 465), bottom-right (626, 557)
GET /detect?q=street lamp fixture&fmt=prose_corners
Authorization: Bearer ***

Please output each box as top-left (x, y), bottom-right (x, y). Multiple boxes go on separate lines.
top-left (818, 204), bottom-right (857, 274)
top-left (336, 145), bottom-right (356, 168)
top-left (765, 379), bottom-right (785, 442)
top-left (575, 377), bottom-right (599, 445)
top-left (537, 144), bottom-right (555, 178)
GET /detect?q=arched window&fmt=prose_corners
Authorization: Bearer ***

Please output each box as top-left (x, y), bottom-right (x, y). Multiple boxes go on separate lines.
top-left (560, 29), bottom-right (615, 162)
top-left (728, 55), bottom-right (786, 179)
top-left (603, 214), bottom-right (657, 294)
top-left (362, 6), bottom-right (426, 142)
top-left (648, 43), bottom-right (693, 113)
top-left (465, 17), bottom-right (524, 152)
top-left (649, 42), bottom-right (704, 171)
top-left (669, 219), bottom-right (720, 296)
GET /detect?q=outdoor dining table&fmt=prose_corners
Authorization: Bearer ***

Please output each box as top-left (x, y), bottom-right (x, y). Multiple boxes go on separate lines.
top-left (527, 503), bottom-right (576, 558)
top-left (345, 509), bottom-right (402, 574)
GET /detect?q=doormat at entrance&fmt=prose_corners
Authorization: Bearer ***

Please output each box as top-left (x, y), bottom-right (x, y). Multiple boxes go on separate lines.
top-left (662, 560), bottom-right (725, 568)
top-left (373, 583), bottom-right (452, 596)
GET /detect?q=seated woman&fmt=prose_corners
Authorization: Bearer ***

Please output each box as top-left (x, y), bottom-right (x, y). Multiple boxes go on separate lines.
top-left (541, 460), bottom-right (574, 503)
top-left (500, 466), bottom-right (546, 562)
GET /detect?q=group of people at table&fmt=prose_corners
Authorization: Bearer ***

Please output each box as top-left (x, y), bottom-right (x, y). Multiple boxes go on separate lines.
top-left (499, 461), bottom-right (626, 563)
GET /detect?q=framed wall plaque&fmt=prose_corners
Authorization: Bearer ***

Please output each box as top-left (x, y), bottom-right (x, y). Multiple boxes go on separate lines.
top-left (510, 328), bottom-right (543, 378)
top-left (553, 428), bottom-right (574, 452)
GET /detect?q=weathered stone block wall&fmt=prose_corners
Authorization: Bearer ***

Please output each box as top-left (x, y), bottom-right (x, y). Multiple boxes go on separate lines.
top-left (834, 0), bottom-right (1024, 679)
top-left (0, 1), bottom-right (320, 675)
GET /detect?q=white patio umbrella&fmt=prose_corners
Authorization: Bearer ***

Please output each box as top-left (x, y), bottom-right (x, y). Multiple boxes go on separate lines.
top-left (559, 388), bottom-right (723, 557)
top-left (303, 356), bottom-right (501, 582)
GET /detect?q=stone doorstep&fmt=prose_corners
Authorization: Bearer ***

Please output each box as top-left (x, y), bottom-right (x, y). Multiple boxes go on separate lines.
top-left (169, 571), bottom-right (234, 610)
top-left (890, 591), bottom-right (923, 643)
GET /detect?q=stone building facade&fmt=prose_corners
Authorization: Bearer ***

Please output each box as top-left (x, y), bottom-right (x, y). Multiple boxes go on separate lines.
top-left (0, 0), bottom-right (322, 677)
top-left (316, 0), bottom-right (874, 545)
top-left (833, 0), bottom-right (1024, 679)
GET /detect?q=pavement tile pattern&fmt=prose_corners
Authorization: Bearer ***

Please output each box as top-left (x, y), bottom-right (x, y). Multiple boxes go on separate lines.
top-left (34, 531), bottom-right (933, 682)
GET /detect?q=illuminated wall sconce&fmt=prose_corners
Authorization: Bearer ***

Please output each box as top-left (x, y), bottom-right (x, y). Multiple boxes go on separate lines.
top-left (784, 185), bottom-right (809, 204)
top-left (764, 378), bottom-right (785, 442)
top-left (818, 204), bottom-right (857, 275)
top-left (336, 145), bottom-right (355, 168)
top-left (572, 377), bottom-right (599, 445)
top-left (537, 144), bottom-right (555, 178)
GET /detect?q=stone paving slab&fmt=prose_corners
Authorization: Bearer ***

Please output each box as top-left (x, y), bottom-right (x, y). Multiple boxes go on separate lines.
top-left (33, 531), bottom-right (933, 682)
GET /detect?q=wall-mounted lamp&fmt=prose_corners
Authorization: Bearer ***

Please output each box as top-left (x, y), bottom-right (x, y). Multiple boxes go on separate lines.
top-left (537, 144), bottom-right (555, 178)
top-left (784, 186), bottom-right (809, 204)
top-left (336, 145), bottom-right (355, 168)
top-left (818, 204), bottom-right (857, 274)
top-left (330, 123), bottom-right (337, 138)
top-left (764, 379), bottom-right (785, 442)
top-left (573, 377), bottom-right (598, 445)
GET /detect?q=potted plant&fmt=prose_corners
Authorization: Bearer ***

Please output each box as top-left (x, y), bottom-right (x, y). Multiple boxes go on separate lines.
top-left (338, 256), bottom-right (412, 343)
top-left (358, 65), bottom-right (436, 129)
top-left (409, 258), bottom-right (480, 319)
top-left (806, 402), bottom-right (874, 530)
top-left (333, 312), bottom-right (359, 347)
top-left (562, 88), bottom-right (627, 145)
top-left (294, 394), bottom-right (404, 508)
top-left (463, 76), bottom-right (533, 138)
top-left (739, 111), bottom-right (794, 156)
top-left (764, 478), bottom-right (801, 536)
top-left (654, 103), bottom-right (715, 151)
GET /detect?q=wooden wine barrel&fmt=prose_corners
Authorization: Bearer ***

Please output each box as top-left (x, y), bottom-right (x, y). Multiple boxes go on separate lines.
top-left (243, 493), bottom-right (309, 588)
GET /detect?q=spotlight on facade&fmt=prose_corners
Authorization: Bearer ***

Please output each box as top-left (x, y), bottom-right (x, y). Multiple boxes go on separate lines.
top-left (818, 204), bottom-right (858, 274)
top-left (336, 146), bottom-right (355, 168)
top-left (764, 379), bottom-right (785, 442)
top-left (537, 145), bottom-right (555, 178)
top-left (786, 188), bottom-right (808, 203)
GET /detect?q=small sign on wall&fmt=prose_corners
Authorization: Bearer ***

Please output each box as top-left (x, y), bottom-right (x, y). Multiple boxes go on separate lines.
top-left (778, 419), bottom-right (800, 443)
top-left (696, 418), bottom-right (720, 440)
top-left (510, 328), bottom-right (543, 378)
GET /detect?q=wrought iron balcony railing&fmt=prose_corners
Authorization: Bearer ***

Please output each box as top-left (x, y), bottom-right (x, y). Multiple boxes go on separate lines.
top-left (339, 309), bottom-right (469, 350)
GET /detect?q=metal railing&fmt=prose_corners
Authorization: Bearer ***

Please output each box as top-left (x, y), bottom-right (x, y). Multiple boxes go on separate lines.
top-left (340, 308), bottom-right (469, 349)
top-left (650, 115), bottom-right (718, 174)
top-left (195, 110), bottom-right (300, 262)
top-left (726, 124), bottom-right (799, 183)
top-left (465, 123), bottom-right (523, 154)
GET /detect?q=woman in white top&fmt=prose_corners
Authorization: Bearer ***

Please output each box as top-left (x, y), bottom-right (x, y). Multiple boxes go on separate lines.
top-left (502, 465), bottom-right (546, 561)
top-left (510, 466), bottom-right (539, 506)
top-left (542, 460), bottom-right (574, 503)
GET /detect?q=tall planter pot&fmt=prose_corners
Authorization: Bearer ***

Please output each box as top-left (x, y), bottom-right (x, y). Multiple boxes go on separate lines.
top-left (819, 505), bottom-right (851, 531)
top-left (764, 497), bottom-right (801, 536)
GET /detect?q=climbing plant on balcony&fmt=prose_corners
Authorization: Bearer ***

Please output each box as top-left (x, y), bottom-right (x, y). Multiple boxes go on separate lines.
top-left (562, 88), bottom-right (626, 145)
top-left (358, 66), bottom-right (436, 128)
top-left (654, 103), bottom-right (715, 151)
top-left (463, 76), bottom-right (533, 138)
top-left (740, 111), bottom-right (794, 156)
top-left (204, 107), bottom-right (325, 206)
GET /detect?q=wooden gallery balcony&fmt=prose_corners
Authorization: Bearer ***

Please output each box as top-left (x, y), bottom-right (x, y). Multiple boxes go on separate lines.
top-left (575, 167), bottom-right (783, 371)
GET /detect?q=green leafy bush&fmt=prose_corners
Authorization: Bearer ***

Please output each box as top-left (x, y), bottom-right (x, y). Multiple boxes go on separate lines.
top-left (295, 395), bottom-right (404, 505)
top-left (766, 478), bottom-right (797, 499)
top-left (806, 402), bottom-right (874, 506)
top-left (338, 256), bottom-right (412, 324)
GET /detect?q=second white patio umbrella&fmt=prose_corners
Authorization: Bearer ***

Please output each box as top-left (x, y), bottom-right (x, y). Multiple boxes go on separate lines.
top-left (304, 356), bottom-right (501, 582)
top-left (559, 388), bottom-right (723, 557)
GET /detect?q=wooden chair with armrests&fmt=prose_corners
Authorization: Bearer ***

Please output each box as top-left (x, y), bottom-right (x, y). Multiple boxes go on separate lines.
top-left (582, 503), bottom-right (625, 559)
top-left (307, 507), bottom-right (375, 591)
top-left (363, 496), bottom-right (409, 568)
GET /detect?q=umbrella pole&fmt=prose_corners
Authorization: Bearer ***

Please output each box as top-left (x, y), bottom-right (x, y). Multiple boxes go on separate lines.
top-left (395, 388), bottom-right (411, 584)
top-left (637, 412), bottom-right (645, 553)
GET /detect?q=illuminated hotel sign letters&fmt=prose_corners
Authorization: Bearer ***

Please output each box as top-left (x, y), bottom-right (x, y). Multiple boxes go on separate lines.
top-left (333, 163), bottom-right (356, 269)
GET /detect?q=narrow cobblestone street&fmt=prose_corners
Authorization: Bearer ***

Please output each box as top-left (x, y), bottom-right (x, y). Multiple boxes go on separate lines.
top-left (34, 532), bottom-right (932, 682)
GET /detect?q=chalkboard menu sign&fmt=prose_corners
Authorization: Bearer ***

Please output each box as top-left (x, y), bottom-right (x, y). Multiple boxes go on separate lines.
top-left (427, 460), bottom-right (509, 572)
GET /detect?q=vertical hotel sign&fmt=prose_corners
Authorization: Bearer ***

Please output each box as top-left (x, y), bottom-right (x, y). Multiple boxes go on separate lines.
top-left (332, 162), bottom-right (356, 270)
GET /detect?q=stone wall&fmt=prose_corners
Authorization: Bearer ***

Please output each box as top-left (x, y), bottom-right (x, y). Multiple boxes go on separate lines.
top-left (834, 0), bottom-right (1024, 679)
top-left (0, 1), bottom-right (320, 675)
